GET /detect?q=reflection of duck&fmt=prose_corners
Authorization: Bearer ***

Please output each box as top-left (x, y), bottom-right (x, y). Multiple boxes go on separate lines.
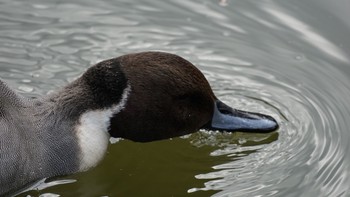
top-left (0, 51), bottom-right (278, 195)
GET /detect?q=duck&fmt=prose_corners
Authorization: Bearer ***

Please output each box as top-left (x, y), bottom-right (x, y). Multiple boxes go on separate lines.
top-left (0, 51), bottom-right (278, 195)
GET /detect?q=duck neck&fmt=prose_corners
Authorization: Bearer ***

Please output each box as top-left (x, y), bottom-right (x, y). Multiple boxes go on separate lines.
top-left (45, 79), bottom-right (97, 118)
top-left (47, 76), bottom-right (130, 118)
top-left (43, 80), bottom-right (131, 172)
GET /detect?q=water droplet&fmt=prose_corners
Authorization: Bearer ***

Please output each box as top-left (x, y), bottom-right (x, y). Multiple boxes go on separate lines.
top-left (18, 85), bottom-right (34, 93)
top-left (238, 138), bottom-right (247, 144)
top-left (21, 79), bottom-right (32, 83)
top-left (32, 4), bottom-right (49, 9)
top-left (294, 55), bottom-right (304, 61)
top-left (109, 137), bottom-right (122, 144)
top-left (219, 0), bottom-right (228, 6)
top-left (223, 31), bottom-right (231, 36)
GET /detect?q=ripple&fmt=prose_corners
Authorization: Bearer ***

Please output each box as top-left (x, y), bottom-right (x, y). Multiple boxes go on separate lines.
top-left (186, 47), bottom-right (350, 196)
top-left (1, 0), bottom-right (350, 196)
top-left (14, 178), bottom-right (76, 197)
top-left (262, 3), bottom-right (349, 63)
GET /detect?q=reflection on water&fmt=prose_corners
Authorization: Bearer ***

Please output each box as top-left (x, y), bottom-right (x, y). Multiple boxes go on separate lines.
top-left (1, 0), bottom-right (350, 196)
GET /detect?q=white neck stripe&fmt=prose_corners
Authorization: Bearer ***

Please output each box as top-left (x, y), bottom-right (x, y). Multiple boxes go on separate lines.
top-left (76, 84), bottom-right (131, 172)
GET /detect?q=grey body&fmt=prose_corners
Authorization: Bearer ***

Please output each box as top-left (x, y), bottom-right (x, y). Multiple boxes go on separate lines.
top-left (0, 80), bottom-right (80, 195)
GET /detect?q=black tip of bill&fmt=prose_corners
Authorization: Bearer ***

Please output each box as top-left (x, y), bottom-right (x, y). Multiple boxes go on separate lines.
top-left (204, 100), bottom-right (279, 133)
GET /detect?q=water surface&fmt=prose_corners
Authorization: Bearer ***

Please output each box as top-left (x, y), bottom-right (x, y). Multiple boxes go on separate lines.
top-left (1, 0), bottom-right (350, 196)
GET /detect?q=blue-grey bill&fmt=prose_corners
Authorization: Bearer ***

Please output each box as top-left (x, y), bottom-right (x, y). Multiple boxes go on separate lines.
top-left (205, 100), bottom-right (279, 133)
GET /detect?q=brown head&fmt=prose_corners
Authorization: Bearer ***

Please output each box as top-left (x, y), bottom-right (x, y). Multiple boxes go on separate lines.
top-left (105, 52), bottom-right (278, 142)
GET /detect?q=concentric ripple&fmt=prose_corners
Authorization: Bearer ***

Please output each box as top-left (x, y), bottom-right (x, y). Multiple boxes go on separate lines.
top-left (187, 51), bottom-right (350, 196)
top-left (1, 0), bottom-right (350, 196)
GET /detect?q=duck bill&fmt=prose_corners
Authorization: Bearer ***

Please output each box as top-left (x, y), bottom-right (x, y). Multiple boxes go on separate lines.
top-left (204, 100), bottom-right (279, 133)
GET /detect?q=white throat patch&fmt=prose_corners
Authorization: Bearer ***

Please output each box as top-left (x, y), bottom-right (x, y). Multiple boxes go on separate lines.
top-left (76, 84), bottom-right (131, 172)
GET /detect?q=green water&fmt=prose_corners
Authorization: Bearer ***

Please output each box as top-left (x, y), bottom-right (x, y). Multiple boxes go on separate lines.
top-left (1, 0), bottom-right (350, 196)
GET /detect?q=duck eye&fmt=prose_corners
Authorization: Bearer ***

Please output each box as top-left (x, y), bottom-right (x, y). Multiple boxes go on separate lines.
top-left (175, 92), bottom-right (203, 104)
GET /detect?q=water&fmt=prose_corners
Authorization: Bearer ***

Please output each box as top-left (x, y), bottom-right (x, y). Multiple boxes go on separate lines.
top-left (1, 0), bottom-right (350, 196)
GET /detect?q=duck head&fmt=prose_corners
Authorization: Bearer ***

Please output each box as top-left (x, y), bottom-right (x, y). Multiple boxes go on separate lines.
top-left (107, 52), bottom-right (278, 142)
